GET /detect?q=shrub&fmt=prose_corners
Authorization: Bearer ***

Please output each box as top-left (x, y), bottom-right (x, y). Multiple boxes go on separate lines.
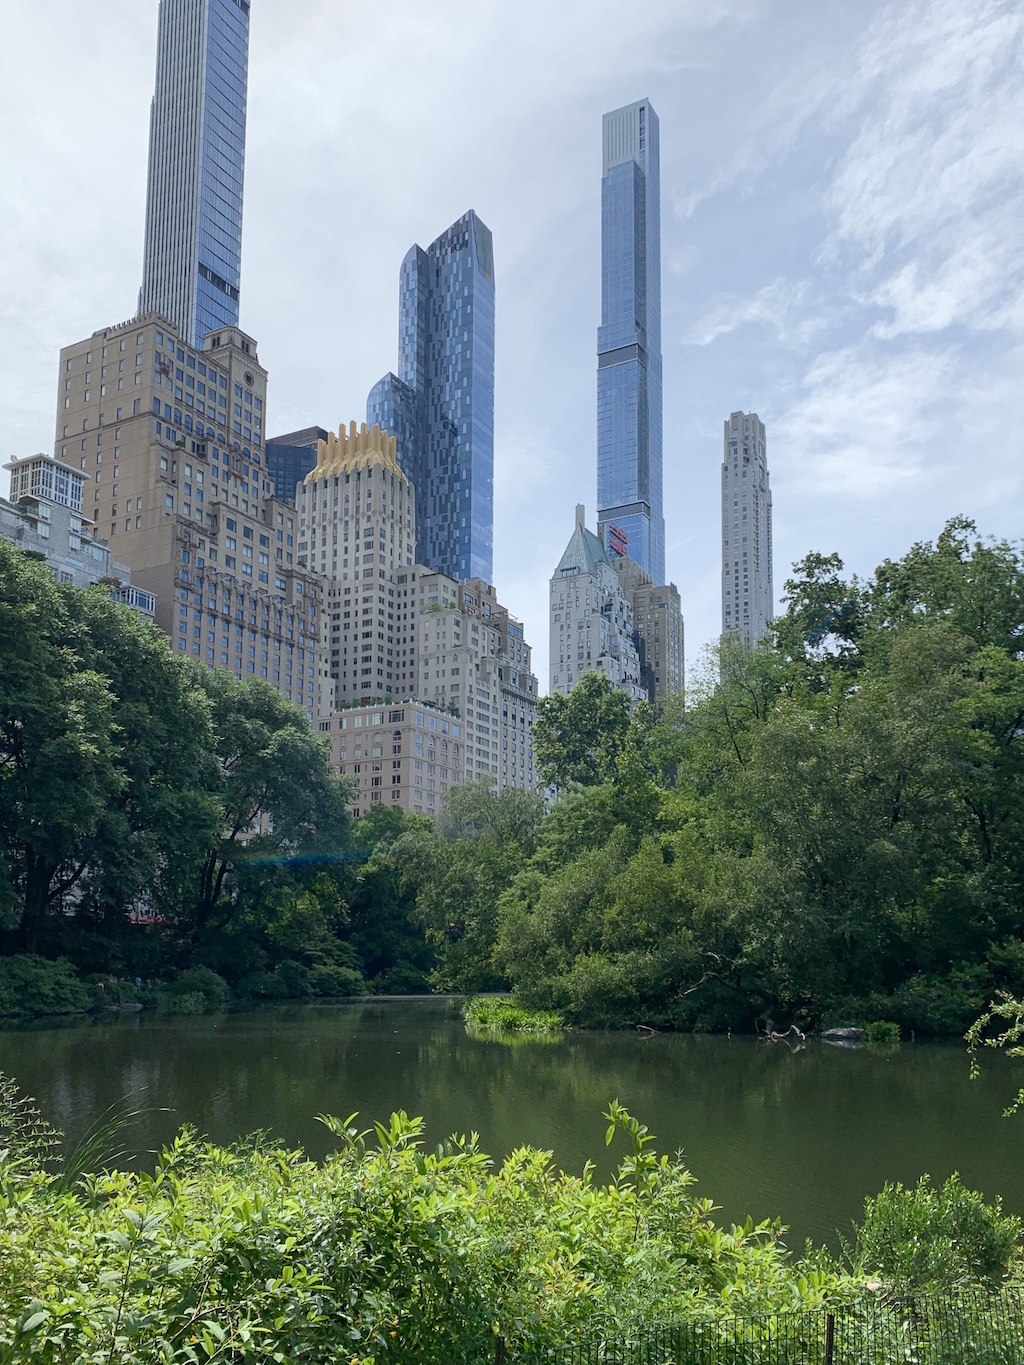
top-left (852, 1173), bottom-right (1021, 1292)
top-left (309, 963), bottom-right (366, 997)
top-left (0, 956), bottom-right (91, 1018)
top-left (463, 997), bottom-right (563, 1032)
top-left (864, 1020), bottom-right (900, 1048)
top-left (0, 1094), bottom-right (845, 1362)
top-left (167, 966), bottom-right (230, 1013)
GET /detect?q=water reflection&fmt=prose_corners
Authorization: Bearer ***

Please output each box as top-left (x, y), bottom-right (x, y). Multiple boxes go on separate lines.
top-left (1, 998), bottom-right (1022, 1249)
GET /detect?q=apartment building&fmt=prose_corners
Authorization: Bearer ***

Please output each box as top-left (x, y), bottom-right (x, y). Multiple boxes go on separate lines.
top-left (53, 312), bottom-right (331, 719)
top-left (318, 699), bottom-right (466, 818)
top-left (613, 556), bottom-right (684, 700)
top-left (2, 452), bottom-right (155, 617)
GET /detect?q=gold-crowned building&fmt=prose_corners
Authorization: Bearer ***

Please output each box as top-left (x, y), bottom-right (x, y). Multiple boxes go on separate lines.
top-left (305, 421), bottom-right (539, 811)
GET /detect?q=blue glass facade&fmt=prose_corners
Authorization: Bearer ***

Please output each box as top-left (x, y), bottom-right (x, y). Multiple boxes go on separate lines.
top-left (138, 0), bottom-right (249, 350)
top-left (597, 100), bottom-right (665, 586)
top-left (266, 425), bottom-right (329, 505)
top-left (368, 211), bottom-right (494, 584)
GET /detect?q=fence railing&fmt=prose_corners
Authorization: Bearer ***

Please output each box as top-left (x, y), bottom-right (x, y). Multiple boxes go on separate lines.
top-left (499, 1289), bottom-right (1024, 1365)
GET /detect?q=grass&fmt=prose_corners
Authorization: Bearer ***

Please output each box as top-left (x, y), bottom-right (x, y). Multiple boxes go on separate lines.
top-left (462, 996), bottom-right (564, 1033)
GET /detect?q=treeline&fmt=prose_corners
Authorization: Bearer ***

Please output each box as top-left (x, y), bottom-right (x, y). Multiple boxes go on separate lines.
top-left (5, 517), bottom-right (1024, 1033)
top-left (406, 517), bottom-right (1024, 1033)
top-left (0, 541), bottom-right (433, 1009)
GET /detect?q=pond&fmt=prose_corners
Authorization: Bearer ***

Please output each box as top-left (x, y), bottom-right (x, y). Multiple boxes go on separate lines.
top-left (2, 997), bottom-right (1023, 1250)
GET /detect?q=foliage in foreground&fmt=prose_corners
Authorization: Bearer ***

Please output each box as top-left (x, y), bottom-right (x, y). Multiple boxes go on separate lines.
top-left (0, 1073), bottom-right (1020, 1365)
top-left (0, 1095), bottom-right (840, 1364)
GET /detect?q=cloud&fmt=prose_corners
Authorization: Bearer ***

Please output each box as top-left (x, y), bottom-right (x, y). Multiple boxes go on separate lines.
top-left (683, 277), bottom-right (836, 349)
top-left (822, 0), bottom-right (1024, 340)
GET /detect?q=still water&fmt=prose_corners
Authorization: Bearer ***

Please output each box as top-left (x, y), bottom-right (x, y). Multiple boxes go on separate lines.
top-left (2, 998), bottom-right (1023, 1250)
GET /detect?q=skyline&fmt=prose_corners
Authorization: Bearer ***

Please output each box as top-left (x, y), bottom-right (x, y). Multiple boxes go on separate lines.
top-left (3, 0), bottom-right (1023, 689)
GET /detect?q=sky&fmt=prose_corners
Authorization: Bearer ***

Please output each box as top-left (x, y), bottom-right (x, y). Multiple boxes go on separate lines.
top-left (2, 0), bottom-right (1023, 688)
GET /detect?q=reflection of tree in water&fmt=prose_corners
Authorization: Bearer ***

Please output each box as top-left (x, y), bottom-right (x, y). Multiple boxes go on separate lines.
top-left (3, 1001), bottom-right (1024, 1247)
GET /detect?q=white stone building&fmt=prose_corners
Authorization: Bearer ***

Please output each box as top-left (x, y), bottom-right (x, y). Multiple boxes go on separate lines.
top-left (549, 505), bottom-right (644, 703)
top-left (721, 411), bottom-right (773, 646)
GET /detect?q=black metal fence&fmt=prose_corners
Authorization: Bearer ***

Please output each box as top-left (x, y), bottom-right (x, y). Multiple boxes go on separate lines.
top-left (500, 1290), bottom-right (1024, 1365)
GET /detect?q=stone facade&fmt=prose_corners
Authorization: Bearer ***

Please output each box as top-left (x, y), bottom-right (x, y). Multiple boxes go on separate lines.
top-left (318, 700), bottom-right (467, 818)
top-left (613, 556), bottom-right (684, 700)
top-left (549, 505), bottom-right (644, 704)
top-left (722, 411), bottom-right (773, 646)
top-left (52, 313), bottom-right (331, 720)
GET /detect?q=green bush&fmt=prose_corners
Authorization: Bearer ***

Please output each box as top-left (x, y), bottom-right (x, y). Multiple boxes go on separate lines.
top-left (852, 1173), bottom-right (1021, 1292)
top-left (0, 956), bottom-right (91, 1018)
top-left (0, 1092), bottom-right (845, 1362)
top-left (864, 1020), bottom-right (900, 1048)
top-left (463, 997), bottom-right (563, 1032)
top-left (167, 966), bottom-right (230, 1013)
top-left (309, 963), bottom-right (366, 997)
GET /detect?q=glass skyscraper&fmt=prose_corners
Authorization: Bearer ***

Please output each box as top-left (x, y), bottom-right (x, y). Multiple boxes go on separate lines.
top-left (138, 0), bottom-right (249, 349)
top-left (367, 210), bottom-right (494, 584)
top-left (597, 99), bottom-right (665, 586)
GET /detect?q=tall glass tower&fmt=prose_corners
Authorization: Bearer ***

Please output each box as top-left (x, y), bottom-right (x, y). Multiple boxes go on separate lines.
top-left (597, 99), bottom-right (665, 586)
top-left (138, 0), bottom-right (249, 349)
top-left (367, 210), bottom-right (494, 584)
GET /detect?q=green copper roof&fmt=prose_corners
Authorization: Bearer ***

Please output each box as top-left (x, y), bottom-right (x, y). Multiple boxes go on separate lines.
top-left (555, 522), bottom-right (610, 578)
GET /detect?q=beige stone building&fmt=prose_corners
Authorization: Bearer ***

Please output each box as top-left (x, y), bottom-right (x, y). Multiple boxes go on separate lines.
top-left (51, 312), bottom-right (331, 720)
top-left (317, 700), bottom-right (467, 818)
top-left (300, 421), bottom-right (540, 797)
top-left (298, 422), bottom-right (417, 704)
top-left (614, 557), bottom-right (685, 700)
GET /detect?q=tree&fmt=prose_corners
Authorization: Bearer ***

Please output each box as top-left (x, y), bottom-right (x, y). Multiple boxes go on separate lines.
top-left (191, 671), bottom-right (352, 934)
top-left (0, 546), bottom-right (120, 951)
top-left (534, 673), bottom-right (632, 788)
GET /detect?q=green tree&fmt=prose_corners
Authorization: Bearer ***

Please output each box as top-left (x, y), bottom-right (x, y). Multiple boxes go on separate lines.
top-left (534, 673), bottom-right (631, 788)
top-left (0, 546), bottom-right (120, 951)
top-left (191, 672), bottom-right (352, 935)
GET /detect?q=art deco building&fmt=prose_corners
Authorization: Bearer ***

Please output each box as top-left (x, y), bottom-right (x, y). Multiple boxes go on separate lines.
top-left (597, 100), bottom-right (665, 584)
top-left (138, 0), bottom-right (250, 348)
top-left (721, 411), bottom-right (773, 646)
top-left (297, 422), bottom-right (417, 703)
top-left (367, 210), bottom-right (495, 582)
top-left (53, 313), bottom-right (331, 720)
top-left (613, 556), bottom-right (684, 700)
top-left (303, 421), bottom-right (538, 796)
top-left (549, 505), bottom-right (644, 703)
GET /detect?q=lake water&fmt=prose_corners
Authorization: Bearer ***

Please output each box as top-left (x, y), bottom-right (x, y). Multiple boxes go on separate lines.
top-left (2, 997), bottom-right (1023, 1250)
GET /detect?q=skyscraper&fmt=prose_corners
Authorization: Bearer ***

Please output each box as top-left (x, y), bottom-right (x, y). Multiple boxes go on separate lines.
top-left (721, 411), bottom-right (773, 646)
top-left (367, 210), bottom-right (494, 584)
top-left (597, 99), bottom-right (664, 586)
top-left (266, 425), bottom-right (329, 505)
top-left (549, 506), bottom-right (644, 703)
top-left (138, 0), bottom-right (250, 349)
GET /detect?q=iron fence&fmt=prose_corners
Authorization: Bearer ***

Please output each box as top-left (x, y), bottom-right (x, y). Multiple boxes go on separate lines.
top-left (499, 1289), bottom-right (1024, 1365)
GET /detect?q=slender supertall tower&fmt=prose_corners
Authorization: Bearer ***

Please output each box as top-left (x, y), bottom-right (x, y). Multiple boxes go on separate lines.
top-left (596, 99), bottom-right (664, 586)
top-left (721, 412), bottom-right (773, 646)
top-left (368, 211), bottom-right (495, 584)
top-left (138, 0), bottom-right (250, 349)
